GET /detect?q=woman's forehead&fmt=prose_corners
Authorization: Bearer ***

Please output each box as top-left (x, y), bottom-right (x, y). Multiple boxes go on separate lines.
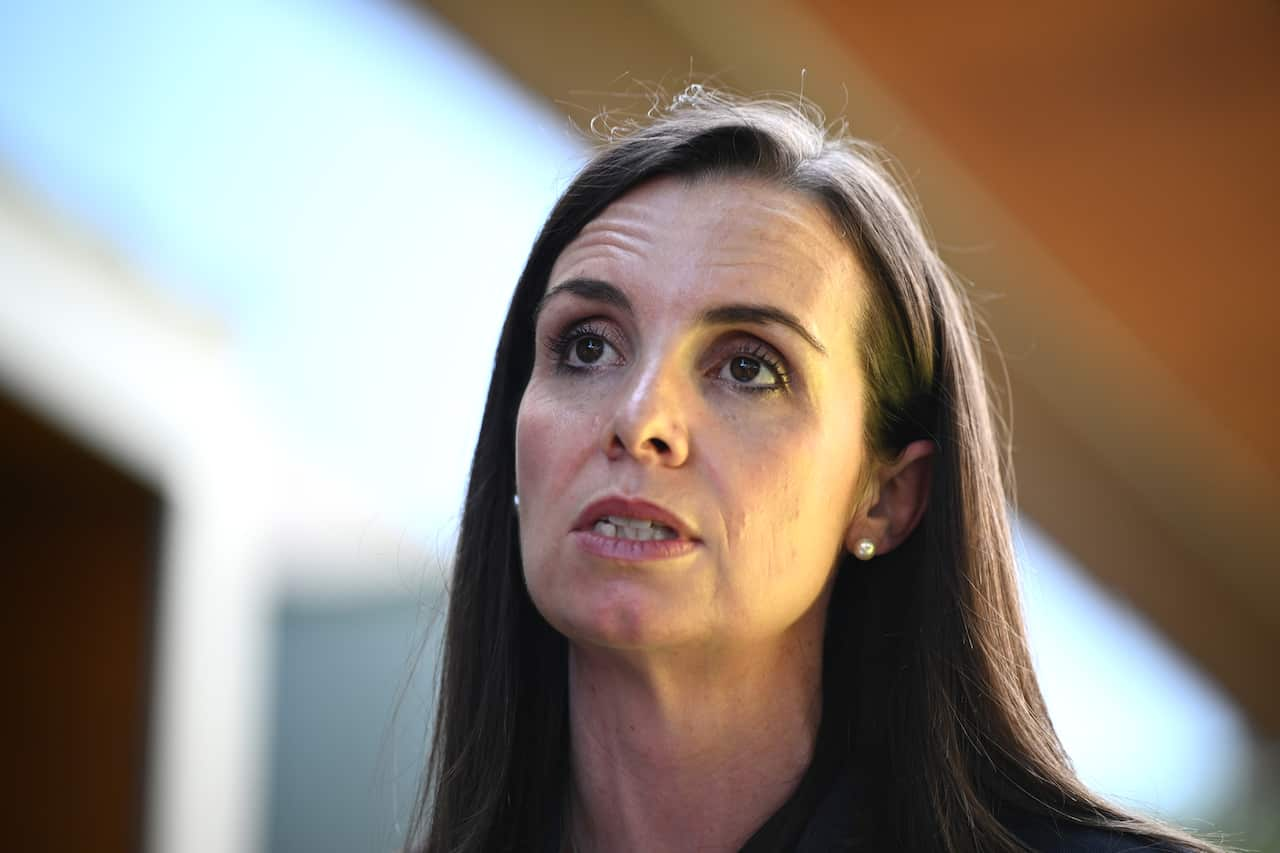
top-left (549, 176), bottom-right (867, 327)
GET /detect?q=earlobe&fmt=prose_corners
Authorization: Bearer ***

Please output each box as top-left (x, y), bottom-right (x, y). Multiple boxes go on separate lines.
top-left (843, 439), bottom-right (935, 559)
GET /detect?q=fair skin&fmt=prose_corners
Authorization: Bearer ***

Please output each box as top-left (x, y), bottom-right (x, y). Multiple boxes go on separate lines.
top-left (515, 175), bottom-right (933, 852)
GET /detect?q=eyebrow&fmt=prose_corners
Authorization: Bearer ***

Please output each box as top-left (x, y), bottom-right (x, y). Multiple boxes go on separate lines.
top-left (699, 304), bottom-right (827, 356)
top-left (536, 278), bottom-right (632, 321)
top-left (535, 277), bottom-right (827, 356)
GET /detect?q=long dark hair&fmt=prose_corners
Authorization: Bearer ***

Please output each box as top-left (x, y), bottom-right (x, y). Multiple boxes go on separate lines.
top-left (408, 89), bottom-right (1220, 853)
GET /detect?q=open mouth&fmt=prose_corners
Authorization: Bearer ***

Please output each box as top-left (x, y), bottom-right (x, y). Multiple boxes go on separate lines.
top-left (591, 516), bottom-right (680, 541)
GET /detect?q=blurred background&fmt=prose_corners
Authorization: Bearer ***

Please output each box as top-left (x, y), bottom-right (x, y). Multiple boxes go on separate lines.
top-left (2, 1), bottom-right (1277, 851)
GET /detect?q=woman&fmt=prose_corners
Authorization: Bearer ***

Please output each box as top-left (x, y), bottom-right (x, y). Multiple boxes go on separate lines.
top-left (408, 90), bottom-right (1221, 852)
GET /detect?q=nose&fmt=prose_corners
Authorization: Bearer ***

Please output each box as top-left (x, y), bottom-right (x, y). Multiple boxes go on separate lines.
top-left (604, 359), bottom-right (690, 467)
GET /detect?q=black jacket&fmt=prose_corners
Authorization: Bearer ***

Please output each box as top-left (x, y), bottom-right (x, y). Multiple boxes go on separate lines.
top-left (741, 765), bottom-right (1188, 852)
top-left (544, 768), bottom-right (1188, 853)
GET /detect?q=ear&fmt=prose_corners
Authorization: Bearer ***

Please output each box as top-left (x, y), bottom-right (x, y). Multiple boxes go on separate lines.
top-left (844, 439), bottom-right (935, 558)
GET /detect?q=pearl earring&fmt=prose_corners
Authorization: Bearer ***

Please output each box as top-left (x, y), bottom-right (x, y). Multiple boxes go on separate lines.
top-left (853, 538), bottom-right (876, 560)
top-left (512, 494), bottom-right (520, 508)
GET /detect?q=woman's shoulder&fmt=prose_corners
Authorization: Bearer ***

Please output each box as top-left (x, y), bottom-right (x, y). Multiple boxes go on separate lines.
top-left (789, 767), bottom-right (1198, 853)
top-left (1002, 809), bottom-right (1194, 853)
top-left (791, 771), bottom-right (1196, 853)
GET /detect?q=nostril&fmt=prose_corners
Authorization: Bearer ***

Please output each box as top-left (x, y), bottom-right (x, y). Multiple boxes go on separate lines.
top-left (607, 429), bottom-right (682, 462)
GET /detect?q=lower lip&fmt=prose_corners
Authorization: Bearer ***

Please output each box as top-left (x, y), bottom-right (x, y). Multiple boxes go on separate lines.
top-left (572, 529), bottom-right (700, 562)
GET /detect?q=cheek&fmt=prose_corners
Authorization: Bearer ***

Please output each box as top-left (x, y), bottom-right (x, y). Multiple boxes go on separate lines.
top-left (514, 388), bottom-right (549, 497)
top-left (515, 387), bottom-right (566, 606)
top-left (717, 412), bottom-right (864, 581)
top-left (516, 381), bottom-right (595, 496)
top-left (716, 417), bottom-right (815, 563)
top-left (515, 379), bottom-right (608, 579)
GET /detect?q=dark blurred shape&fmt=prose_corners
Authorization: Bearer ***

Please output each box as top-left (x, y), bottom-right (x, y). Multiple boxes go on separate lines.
top-left (0, 389), bottom-right (162, 852)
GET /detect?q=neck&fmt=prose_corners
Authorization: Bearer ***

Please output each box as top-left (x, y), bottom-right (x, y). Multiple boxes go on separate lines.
top-left (565, 633), bottom-right (824, 853)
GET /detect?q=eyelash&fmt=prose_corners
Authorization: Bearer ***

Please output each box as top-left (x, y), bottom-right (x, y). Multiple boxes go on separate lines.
top-left (727, 343), bottom-right (790, 394)
top-left (542, 321), bottom-right (620, 371)
top-left (542, 320), bottom-right (792, 395)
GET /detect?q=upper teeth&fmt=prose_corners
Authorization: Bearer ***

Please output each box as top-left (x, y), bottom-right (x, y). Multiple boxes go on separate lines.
top-left (594, 515), bottom-right (678, 541)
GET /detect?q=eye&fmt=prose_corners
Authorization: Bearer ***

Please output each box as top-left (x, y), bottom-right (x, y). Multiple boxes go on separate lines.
top-left (727, 356), bottom-right (763, 382)
top-left (567, 334), bottom-right (615, 367)
top-left (543, 321), bottom-right (625, 372)
top-left (715, 346), bottom-right (788, 392)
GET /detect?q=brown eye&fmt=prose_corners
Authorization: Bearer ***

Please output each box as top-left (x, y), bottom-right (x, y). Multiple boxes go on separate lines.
top-left (548, 323), bottom-right (623, 372)
top-left (715, 347), bottom-right (787, 392)
top-left (729, 356), bottom-right (761, 382)
top-left (559, 330), bottom-right (621, 369)
top-left (575, 336), bottom-right (606, 364)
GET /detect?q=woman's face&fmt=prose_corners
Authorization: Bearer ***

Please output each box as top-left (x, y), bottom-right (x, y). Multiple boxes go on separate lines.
top-left (516, 175), bottom-right (873, 653)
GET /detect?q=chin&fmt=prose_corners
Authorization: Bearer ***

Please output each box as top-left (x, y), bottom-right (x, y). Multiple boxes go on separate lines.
top-left (534, 573), bottom-right (698, 652)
